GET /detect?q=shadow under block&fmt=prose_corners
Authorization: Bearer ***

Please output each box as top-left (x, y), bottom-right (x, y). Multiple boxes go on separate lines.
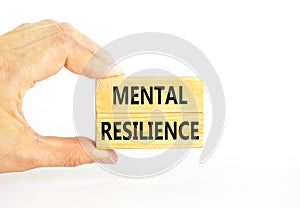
top-left (96, 76), bottom-right (204, 149)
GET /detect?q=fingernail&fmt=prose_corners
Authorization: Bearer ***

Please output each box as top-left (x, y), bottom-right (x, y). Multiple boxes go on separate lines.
top-left (96, 150), bottom-right (118, 164)
top-left (106, 65), bottom-right (124, 77)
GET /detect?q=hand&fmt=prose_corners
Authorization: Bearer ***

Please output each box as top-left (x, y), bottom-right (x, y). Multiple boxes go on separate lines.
top-left (0, 20), bottom-right (123, 173)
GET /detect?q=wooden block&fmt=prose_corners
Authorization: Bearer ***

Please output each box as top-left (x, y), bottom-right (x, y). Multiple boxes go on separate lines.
top-left (96, 76), bottom-right (204, 149)
top-left (96, 113), bottom-right (203, 149)
top-left (96, 76), bottom-right (203, 114)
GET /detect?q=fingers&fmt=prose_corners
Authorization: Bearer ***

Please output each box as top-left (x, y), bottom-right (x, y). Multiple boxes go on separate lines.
top-left (14, 20), bottom-right (101, 53)
top-left (2, 19), bottom-right (123, 81)
top-left (35, 136), bottom-right (117, 167)
top-left (20, 32), bottom-right (122, 86)
top-left (55, 22), bottom-right (101, 53)
top-left (53, 21), bottom-right (123, 78)
top-left (65, 39), bottom-right (123, 79)
top-left (58, 22), bottom-right (124, 78)
top-left (0, 20), bottom-right (61, 50)
top-left (0, 20), bottom-right (122, 172)
top-left (3, 19), bottom-right (56, 36)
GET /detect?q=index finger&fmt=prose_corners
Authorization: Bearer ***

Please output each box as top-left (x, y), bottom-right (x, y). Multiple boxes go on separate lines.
top-left (55, 21), bottom-right (124, 79)
top-left (20, 23), bottom-right (124, 83)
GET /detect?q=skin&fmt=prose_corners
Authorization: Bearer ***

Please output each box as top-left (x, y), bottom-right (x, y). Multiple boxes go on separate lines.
top-left (0, 20), bottom-right (123, 173)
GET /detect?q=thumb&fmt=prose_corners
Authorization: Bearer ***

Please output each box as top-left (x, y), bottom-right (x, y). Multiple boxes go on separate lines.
top-left (35, 136), bottom-right (117, 167)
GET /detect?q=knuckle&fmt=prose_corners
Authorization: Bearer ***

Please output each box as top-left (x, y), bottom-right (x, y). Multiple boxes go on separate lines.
top-left (42, 19), bottom-right (57, 25)
top-left (57, 22), bottom-right (82, 41)
top-left (58, 31), bottom-right (73, 41)
top-left (58, 22), bottom-right (74, 33)
top-left (55, 32), bottom-right (76, 49)
top-left (47, 21), bottom-right (81, 50)
top-left (64, 151), bottom-right (82, 167)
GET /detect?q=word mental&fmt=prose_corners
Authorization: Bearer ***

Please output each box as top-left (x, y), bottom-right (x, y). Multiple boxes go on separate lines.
top-left (113, 86), bottom-right (188, 105)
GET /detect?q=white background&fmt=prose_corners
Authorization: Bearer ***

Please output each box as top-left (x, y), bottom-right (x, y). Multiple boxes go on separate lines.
top-left (1, 0), bottom-right (300, 207)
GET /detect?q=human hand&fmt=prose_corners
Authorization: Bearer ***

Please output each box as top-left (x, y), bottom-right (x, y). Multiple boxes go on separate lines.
top-left (0, 20), bottom-right (123, 173)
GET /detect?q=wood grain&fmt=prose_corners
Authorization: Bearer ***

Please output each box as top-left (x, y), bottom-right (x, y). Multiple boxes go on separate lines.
top-left (96, 76), bottom-right (204, 149)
